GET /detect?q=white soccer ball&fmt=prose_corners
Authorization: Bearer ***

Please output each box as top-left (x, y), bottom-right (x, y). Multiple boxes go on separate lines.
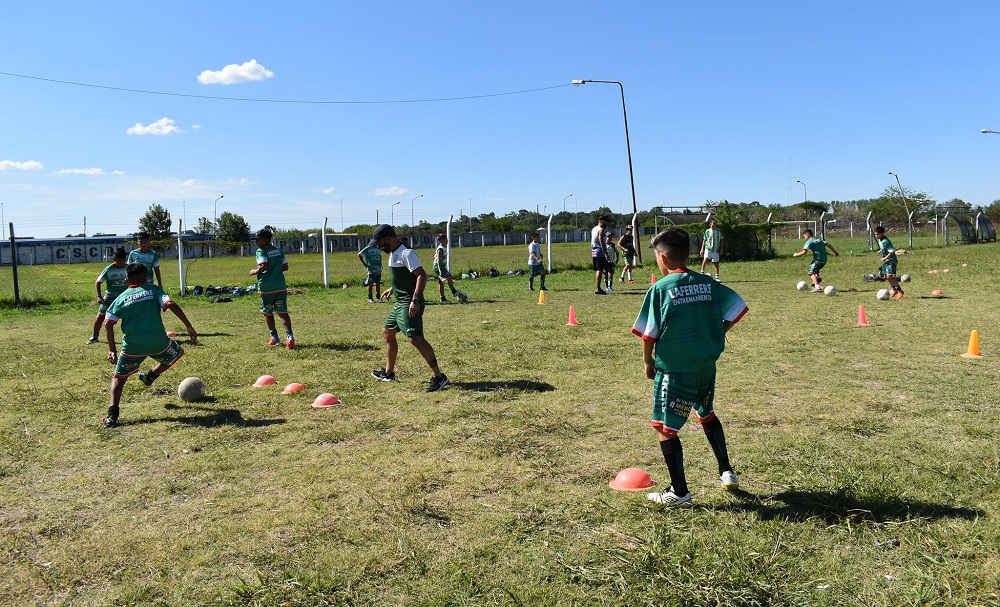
top-left (796, 281), bottom-right (809, 291)
top-left (900, 274), bottom-right (911, 283)
top-left (876, 289), bottom-right (891, 301)
top-left (823, 285), bottom-right (836, 296)
top-left (178, 377), bottom-right (206, 402)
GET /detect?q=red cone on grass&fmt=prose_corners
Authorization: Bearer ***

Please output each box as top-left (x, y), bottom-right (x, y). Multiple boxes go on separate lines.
top-left (253, 375), bottom-right (277, 387)
top-left (566, 306), bottom-right (578, 326)
top-left (313, 393), bottom-right (340, 408)
top-left (856, 305), bottom-right (870, 327)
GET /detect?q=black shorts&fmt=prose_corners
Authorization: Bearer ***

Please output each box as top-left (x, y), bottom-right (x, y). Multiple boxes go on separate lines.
top-left (592, 255), bottom-right (606, 271)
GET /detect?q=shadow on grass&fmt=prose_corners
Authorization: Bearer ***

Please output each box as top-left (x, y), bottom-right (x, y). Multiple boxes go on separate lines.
top-left (315, 342), bottom-right (380, 352)
top-left (449, 380), bottom-right (555, 393)
top-left (124, 402), bottom-right (287, 428)
top-left (721, 487), bottom-right (982, 523)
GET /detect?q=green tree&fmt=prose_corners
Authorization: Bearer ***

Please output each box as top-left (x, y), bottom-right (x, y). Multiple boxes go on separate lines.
top-left (138, 204), bottom-right (172, 239)
top-left (195, 217), bottom-right (214, 235)
top-left (217, 211), bottom-right (251, 251)
top-left (984, 199), bottom-right (1000, 223)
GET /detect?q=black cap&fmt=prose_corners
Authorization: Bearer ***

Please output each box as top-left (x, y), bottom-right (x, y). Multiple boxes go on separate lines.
top-left (368, 224), bottom-right (396, 248)
top-left (254, 228), bottom-right (273, 239)
top-left (598, 214), bottom-right (610, 222)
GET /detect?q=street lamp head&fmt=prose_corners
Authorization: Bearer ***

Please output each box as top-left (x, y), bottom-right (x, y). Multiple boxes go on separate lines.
top-left (888, 171), bottom-right (895, 176)
top-left (571, 80), bottom-right (586, 86)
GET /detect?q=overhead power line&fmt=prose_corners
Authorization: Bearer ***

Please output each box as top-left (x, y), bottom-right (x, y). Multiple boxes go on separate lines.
top-left (0, 70), bottom-right (571, 104)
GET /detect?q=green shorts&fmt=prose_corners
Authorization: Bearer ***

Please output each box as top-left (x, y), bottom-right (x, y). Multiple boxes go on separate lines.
top-left (364, 272), bottom-right (382, 287)
top-left (651, 367), bottom-right (717, 435)
top-left (529, 264), bottom-right (546, 277)
top-left (807, 261), bottom-right (826, 276)
top-left (881, 260), bottom-right (897, 276)
top-left (623, 251), bottom-right (636, 265)
top-left (435, 267), bottom-right (452, 281)
top-left (385, 299), bottom-right (425, 338)
top-left (98, 298), bottom-right (115, 315)
top-left (114, 339), bottom-right (184, 378)
top-left (259, 291), bottom-right (288, 315)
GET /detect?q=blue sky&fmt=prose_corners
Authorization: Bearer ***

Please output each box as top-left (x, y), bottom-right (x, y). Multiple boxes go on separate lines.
top-left (2, 1), bottom-right (998, 238)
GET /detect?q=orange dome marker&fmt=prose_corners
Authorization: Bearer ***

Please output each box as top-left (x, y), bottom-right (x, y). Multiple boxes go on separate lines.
top-left (312, 393), bottom-right (341, 408)
top-left (253, 375), bottom-right (277, 387)
top-left (282, 383), bottom-right (306, 394)
top-left (609, 467), bottom-right (657, 491)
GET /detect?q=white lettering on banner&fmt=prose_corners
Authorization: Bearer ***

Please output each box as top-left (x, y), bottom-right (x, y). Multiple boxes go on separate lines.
top-left (667, 283), bottom-right (713, 300)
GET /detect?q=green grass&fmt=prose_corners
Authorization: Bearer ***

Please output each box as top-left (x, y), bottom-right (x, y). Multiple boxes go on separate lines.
top-left (2, 239), bottom-right (999, 606)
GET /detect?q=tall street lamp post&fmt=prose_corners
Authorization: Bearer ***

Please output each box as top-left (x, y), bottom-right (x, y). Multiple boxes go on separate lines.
top-left (411, 194), bottom-right (423, 244)
top-left (213, 196), bottom-right (224, 232)
top-left (572, 79), bottom-right (640, 262)
top-left (796, 180), bottom-right (807, 203)
top-left (888, 171), bottom-right (913, 248)
top-left (391, 201), bottom-right (401, 225)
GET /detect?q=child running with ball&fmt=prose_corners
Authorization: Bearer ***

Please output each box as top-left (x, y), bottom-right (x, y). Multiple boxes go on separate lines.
top-left (102, 263), bottom-right (197, 427)
top-left (632, 228), bottom-right (748, 506)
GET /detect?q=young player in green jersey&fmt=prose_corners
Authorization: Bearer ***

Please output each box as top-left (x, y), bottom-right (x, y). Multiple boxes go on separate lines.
top-left (87, 247), bottom-right (128, 345)
top-left (249, 227), bottom-right (295, 349)
top-left (527, 232), bottom-right (547, 291)
top-left (617, 225), bottom-right (637, 284)
top-left (632, 228), bottom-right (749, 506)
top-left (699, 219), bottom-right (723, 281)
top-left (433, 233), bottom-right (460, 303)
top-left (793, 229), bottom-right (839, 292)
top-left (127, 232), bottom-right (162, 287)
top-left (368, 224), bottom-right (450, 392)
top-left (358, 243), bottom-right (383, 303)
top-left (102, 263), bottom-right (198, 427)
top-left (874, 225), bottom-right (904, 299)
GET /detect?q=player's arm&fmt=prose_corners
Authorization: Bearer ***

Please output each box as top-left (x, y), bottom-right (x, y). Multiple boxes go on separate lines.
top-left (617, 234), bottom-right (628, 251)
top-left (154, 266), bottom-right (163, 287)
top-left (409, 267), bottom-right (428, 316)
top-left (165, 302), bottom-right (198, 344)
top-left (825, 241), bottom-right (839, 256)
top-left (95, 279), bottom-right (105, 302)
top-left (793, 248), bottom-right (807, 257)
top-left (249, 260), bottom-right (268, 276)
top-left (358, 250), bottom-right (367, 266)
top-left (282, 261), bottom-right (289, 271)
top-left (642, 338), bottom-right (656, 379)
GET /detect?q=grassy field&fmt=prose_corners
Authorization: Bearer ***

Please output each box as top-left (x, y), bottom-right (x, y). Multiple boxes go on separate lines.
top-left (2, 237), bottom-right (998, 606)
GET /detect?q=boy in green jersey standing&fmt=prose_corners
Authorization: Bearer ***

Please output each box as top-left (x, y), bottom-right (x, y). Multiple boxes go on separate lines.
top-left (249, 227), bottom-right (295, 349)
top-left (87, 247), bottom-right (129, 344)
top-left (699, 219), bottom-right (723, 281)
top-left (368, 224), bottom-right (450, 392)
top-left (358, 242), bottom-right (383, 303)
top-left (874, 225), bottom-right (904, 299)
top-left (632, 228), bottom-right (749, 506)
top-left (793, 229), bottom-right (839, 292)
top-left (103, 263), bottom-right (198, 427)
top-left (127, 232), bottom-right (163, 287)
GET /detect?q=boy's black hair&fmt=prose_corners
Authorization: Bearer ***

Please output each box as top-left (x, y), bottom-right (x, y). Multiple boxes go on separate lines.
top-left (530, 232), bottom-right (539, 239)
top-left (874, 225), bottom-right (886, 235)
top-left (136, 232), bottom-right (150, 240)
top-left (113, 247), bottom-right (127, 260)
top-left (651, 228), bottom-right (689, 261)
top-left (126, 262), bottom-right (148, 284)
top-left (803, 229), bottom-right (814, 237)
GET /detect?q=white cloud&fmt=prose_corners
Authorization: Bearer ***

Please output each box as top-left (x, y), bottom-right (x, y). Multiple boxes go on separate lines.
top-left (375, 186), bottom-right (407, 197)
top-left (57, 168), bottom-right (105, 176)
top-left (0, 159), bottom-right (43, 171)
top-left (322, 187), bottom-right (336, 194)
top-left (127, 117), bottom-right (183, 136)
top-left (198, 59), bottom-right (274, 85)
top-left (111, 170), bottom-right (125, 176)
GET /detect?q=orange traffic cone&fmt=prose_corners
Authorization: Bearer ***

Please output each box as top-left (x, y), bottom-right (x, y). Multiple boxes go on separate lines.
top-left (856, 305), bottom-right (870, 327)
top-left (538, 289), bottom-right (545, 305)
top-left (566, 306), bottom-right (579, 326)
top-left (961, 330), bottom-right (982, 358)
top-left (651, 272), bottom-right (657, 285)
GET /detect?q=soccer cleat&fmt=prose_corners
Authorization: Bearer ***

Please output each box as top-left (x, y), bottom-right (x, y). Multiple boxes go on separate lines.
top-left (894, 289), bottom-right (904, 300)
top-left (720, 470), bottom-right (740, 490)
top-left (539, 286), bottom-right (547, 291)
top-left (628, 280), bottom-right (636, 284)
top-left (286, 338), bottom-right (295, 350)
top-left (371, 368), bottom-right (396, 382)
top-left (368, 298), bottom-right (375, 303)
top-left (812, 286), bottom-right (824, 293)
top-left (606, 285), bottom-right (613, 292)
top-left (427, 373), bottom-right (450, 392)
top-left (101, 415), bottom-right (119, 428)
top-left (595, 289), bottom-right (607, 295)
top-left (267, 336), bottom-right (281, 346)
top-left (86, 336), bottom-right (99, 345)
top-left (440, 297), bottom-right (449, 303)
top-left (138, 371), bottom-right (155, 387)
top-left (646, 487), bottom-right (693, 506)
